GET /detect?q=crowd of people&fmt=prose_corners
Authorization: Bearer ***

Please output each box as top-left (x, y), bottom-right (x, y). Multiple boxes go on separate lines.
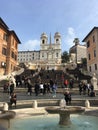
top-left (78, 81), bottom-right (96, 97)
top-left (2, 70), bottom-right (97, 108)
top-left (34, 79), bottom-right (58, 98)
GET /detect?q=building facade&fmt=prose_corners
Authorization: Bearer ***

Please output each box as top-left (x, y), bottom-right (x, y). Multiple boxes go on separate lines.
top-left (82, 27), bottom-right (98, 75)
top-left (18, 51), bottom-right (40, 63)
top-left (0, 18), bottom-right (21, 75)
top-left (18, 32), bottom-right (62, 70)
top-left (69, 38), bottom-right (87, 64)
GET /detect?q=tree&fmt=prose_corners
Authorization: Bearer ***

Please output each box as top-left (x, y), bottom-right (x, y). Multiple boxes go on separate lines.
top-left (61, 51), bottom-right (70, 63)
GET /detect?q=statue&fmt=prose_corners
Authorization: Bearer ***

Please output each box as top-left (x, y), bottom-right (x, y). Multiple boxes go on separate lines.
top-left (91, 73), bottom-right (98, 90)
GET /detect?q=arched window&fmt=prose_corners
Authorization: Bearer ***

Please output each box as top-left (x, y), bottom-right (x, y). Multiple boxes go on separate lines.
top-left (42, 39), bottom-right (45, 44)
top-left (56, 39), bottom-right (59, 43)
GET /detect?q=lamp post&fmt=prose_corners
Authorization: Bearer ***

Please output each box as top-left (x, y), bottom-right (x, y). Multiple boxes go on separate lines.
top-left (1, 62), bottom-right (6, 75)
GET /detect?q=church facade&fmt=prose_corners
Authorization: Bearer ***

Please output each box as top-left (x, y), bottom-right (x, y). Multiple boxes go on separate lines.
top-left (18, 32), bottom-right (62, 70)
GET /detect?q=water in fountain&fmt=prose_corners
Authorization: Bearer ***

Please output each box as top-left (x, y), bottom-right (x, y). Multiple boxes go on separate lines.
top-left (59, 98), bottom-right (66, 108)
top-left (9, 114), bottom-right (98, 130)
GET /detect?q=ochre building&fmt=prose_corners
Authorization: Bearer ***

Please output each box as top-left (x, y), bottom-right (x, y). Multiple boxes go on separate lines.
top-left (0, 18), bottom-right (21, 75)
top-left (82, 27), bottom-right (98, 76)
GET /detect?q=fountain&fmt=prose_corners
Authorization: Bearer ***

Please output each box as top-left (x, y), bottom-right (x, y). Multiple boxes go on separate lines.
top-left (45, 106), bottom-right (85, 125)
top-left (6, 99), bottom-right (98, 130)
top-left (0, 110), bottom-right (16, 130)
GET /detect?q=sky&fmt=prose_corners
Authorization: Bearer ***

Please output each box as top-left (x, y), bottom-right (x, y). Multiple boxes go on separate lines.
top-left (0, 0), bottom-right (98, 52)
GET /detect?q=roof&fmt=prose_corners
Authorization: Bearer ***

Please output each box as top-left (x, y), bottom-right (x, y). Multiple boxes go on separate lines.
top-left (0, 17), bottom-right (21, 44)
top-left (82, 27), bottom-right (98, 42)
top-left (10, 30), bottom-right (21, 44)
top-left (54, 32), bottom-right (61, 37)
top-left (18, 50), bottom-right (40, 53)
top-left (41, 32), bottom-right (48, 38)
top-left (0, 17), bottom-right (9, 29)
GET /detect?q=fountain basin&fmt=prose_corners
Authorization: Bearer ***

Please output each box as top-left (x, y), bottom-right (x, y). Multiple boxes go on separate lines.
top-left (0, 110), bottom-right (16, 129)
top-left (0, 111), bottom-right (16, 119)
top-left (45, 106), bottom-right (85, 114)
top-left (45, 106), bottom-right (85, 125)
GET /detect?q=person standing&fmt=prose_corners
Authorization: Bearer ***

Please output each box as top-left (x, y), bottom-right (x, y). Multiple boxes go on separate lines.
top-left (27, 78), bottom-right (32, 96)
top-left (64, 90), bottom-right (71, 105)
top-left (50, 79), bottom-right (54, 91)
top-left (34, 82), bottom-right (40, 96)
top-left (10, 92), bottom-right (17, 108)
top-left (52, 82), bottom-right (57, 98)
top-left (82, 82), bottom-right (87, 95)
top-left (9, 81), bottom-right (14, 95)
top-left (87, 82), bottom-right (91, 96)
top-left (64, 79), bottom-right (69, 88)
top-left (78, 81), bottom-right (83, 95)
top-left (39, 82), bottom-right (44, 95)
top-left (69, 79), bottom-right (74, 89)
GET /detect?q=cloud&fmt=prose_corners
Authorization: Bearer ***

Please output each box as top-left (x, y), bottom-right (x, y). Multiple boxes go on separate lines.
top-left (64, 27), bottom-right (76, 50)
top-left (18, 39), bottom-right (40, 51)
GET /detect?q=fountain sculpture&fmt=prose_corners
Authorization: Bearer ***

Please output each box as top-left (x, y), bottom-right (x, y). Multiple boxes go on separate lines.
top-left (45, 106), bottom-right (85, 125)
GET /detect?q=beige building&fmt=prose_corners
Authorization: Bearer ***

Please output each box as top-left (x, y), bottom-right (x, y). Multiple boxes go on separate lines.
top-left (69, 38), bottom-right (87, 65)
top-left (82, 27), bottom-right (98, 76)
top-left (0, 18), bottom-right (21, 75)
top-left (18, 51), bottom-right (40, 63)
top-left (18, 32), bottom-right (62, 70)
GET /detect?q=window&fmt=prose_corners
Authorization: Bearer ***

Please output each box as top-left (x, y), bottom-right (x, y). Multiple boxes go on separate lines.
top-left (42, 53), bottom-right (44, 57)
top-left (56, 39), bottom-right (59, 43)
top-left (89, 66), bottom-right (91, 72)
top-left (11, 64), bottom-right (13, 70)
top-left (32, 57), bottom-right (34, 60)
top-left (12, 38), bottom-right (14, 46)
top-left (15, 55), bottom-right (17, 61)
top-left (42, 39), bottom-right (45, 44)
top-left (93, 35), bottom-right (95, 43)
top-left (95, 64), bottom-right (97, 70)
top-left (15, 43), bottom-right (17, 49)
top-left (2, 47), bottom-right (7, 55)
top-left (94, 50), bottom-right (96, 57)
top-left (56, 53), bottom-right (58, 57)
top-left (14, 66), bottom-right (16, 71)
top-left (3, 33), bottom-right (8, 42)
top-left (88, 53), bottom-right (91, 60)
top-left (87, 41), bottom-right (90, 48)
top-left (11, 51), bottom-right (14, 58)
